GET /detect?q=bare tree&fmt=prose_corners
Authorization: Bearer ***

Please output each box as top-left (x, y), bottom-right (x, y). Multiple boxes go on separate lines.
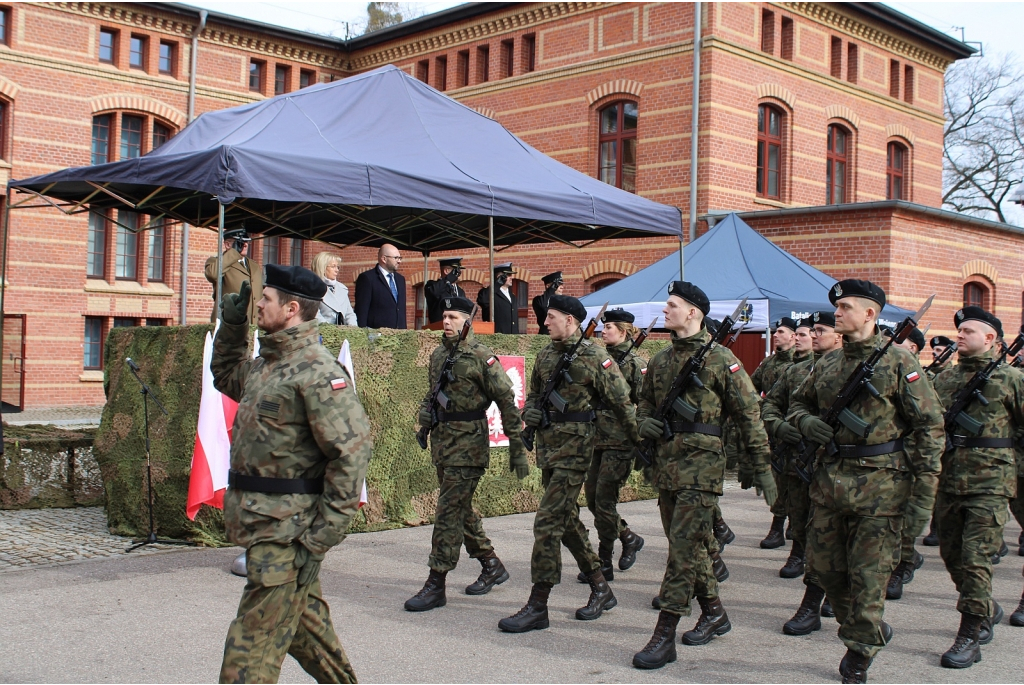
top-left (943, 53), bottom-right (1024, 223)
top-left (363, 2), bottom-right (426, 34)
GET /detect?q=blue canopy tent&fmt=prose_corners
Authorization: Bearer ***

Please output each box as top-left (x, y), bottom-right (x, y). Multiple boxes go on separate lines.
top-left (581, 214), bottom-right (912, 343)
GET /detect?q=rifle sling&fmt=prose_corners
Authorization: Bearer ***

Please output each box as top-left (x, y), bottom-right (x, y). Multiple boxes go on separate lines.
top-left (948, 436), bottom-right (1015, 449)
top-left (667, 421), bottom-right (722, 437)
top-left (549, 410), bottom-right (596, 423)
top-left (437, 409), bottom-right (487, 422)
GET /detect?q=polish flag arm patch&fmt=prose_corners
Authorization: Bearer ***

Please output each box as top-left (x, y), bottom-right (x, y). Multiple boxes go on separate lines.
top-left (905, 371), bottom-right (920, 383)
top-left (330, 378), bottom-right (348, 390)
top-left (486, 356), bottom-right (498, 367)
top-left (728, 363), bottom-right (741, 374)
top-left (602, 358), bottom-right (614, 369)
top-left (641, 367), bottom-right (648, 375)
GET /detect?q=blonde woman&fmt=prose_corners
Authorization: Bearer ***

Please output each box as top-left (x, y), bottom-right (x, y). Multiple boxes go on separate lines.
top-left (311, 251), bottom-right (357, 325)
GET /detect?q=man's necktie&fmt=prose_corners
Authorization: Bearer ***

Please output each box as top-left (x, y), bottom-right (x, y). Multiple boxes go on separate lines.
top-left (388, 272), bottom-right (398, 301)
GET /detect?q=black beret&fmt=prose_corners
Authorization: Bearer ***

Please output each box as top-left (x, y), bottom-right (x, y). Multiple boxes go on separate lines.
top-left (493, 262), bottom-right (514, 273)
top-left (811, 311), bottom-right (836, 328)
top-left (548, 294), bottom-right (587, 322)
top-left (264, 264), bottom-right (328, 300)
top-left (224, 228), bottom-right (251, 241)
top-left (438, 257), bottom-right (462, 267)
top-left (794, 317), bottom-right (812, 330)
top-left (442, 295), bottom-right (474, 315)
top-left (828, 279), bottom-right (886, 309)
top-left (879, 324), bottom-right (894, 337)
top-left (668, 281), bottom-right (710, 316)
top-left (602, 308), bottom-right (635, 324)
top-left (906, 327), bottom-right (925, 351)
top-left (954, 306), bottom-right (1002, 338)
top-left (542, 271), bottom-right (563, 285)
top-left (774, 317), bottom-right (798, 332)
top-left (930, 335), bottom-right (953, 349)
top-left (704, 317), bottom-right (722, 336)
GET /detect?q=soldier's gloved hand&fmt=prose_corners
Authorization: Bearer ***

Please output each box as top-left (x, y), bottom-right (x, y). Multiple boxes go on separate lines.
top-left (904, 500), bottom-right (931, 539)
top-left (775, 422), bottom-right (803, 445)
top-left (523, 407), bottom-right (544, 427)
top-left (509, 446), bottom-right (530, 480)
top-left (293, 543), bottom-right (325, 587)
top-left (754, 471), bottom-right (778, 507)
top-left (639, 417), bottom-right (665, 441)
top-left (418, 407), bottom-right (434, 428)
top-left (221, 280), bottom-right (251, 326)
top-left (444, 269), bottom-right (459, 284)
top-left (801, 416), bottom-right (834, 445)
top-left (738, 462), bottom-right (755, 489)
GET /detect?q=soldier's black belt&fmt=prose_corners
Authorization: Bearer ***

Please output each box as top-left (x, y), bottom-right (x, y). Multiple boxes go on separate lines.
top-left (668, 421), bottom-right (723, 437)
top-left (834, 438), bottom-right (905, 459)
top-left (228, 470), bottom-right (324, 495)
top-left (948, 436), bottom-right (1015, 449)
top-left (549, 410), bottom-right (596, 423)
top-left (437, 409), bottom-right (487, 422)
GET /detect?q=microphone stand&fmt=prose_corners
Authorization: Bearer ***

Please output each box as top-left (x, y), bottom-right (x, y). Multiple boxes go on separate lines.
top-left (124, 358), bottom-right (195, 553)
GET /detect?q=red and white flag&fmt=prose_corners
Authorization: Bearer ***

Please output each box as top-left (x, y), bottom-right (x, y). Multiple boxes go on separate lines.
top-left (338, 339), bottom-right (368, 509)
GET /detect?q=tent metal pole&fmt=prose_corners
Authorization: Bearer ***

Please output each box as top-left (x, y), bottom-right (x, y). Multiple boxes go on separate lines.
top-left (0, 189), bottom-right (12, 404)
top-left (215, 200), bottom-right (225, 318)
top-left (421, 252), bottom-right (429, 329)
top-left (488, 217), bottom-right (494, 327)
top-left (688, 1), bottom-right (702, 244)
top-left (679, 235), bottom-right (684, 280)
top-left (180, 9), bottom-right (207, 326)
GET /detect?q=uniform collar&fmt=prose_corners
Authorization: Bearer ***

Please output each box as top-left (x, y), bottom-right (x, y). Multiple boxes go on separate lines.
top-left (671, 327), bottom-right (709, 352)
top-left (553, 330), bottom-right (582, 352)
top-left (608, 340), bottom-right (632, 354)
top-left (258, 319), bottom-right (319, 362)
top-left (793, 349), bottom-right (812, 362)
top-left (842, 329), bottom-right (882, 361)
top-left (442, 330), bottom-right (475, 350)
top-left (774, 346), bottom-right (794, 362)
top-left (957, 346), bottom-right (997, 372)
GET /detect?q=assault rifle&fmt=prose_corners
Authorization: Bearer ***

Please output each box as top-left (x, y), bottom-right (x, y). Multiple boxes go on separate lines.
top-left (631, 299), bottom-right (747, 467)
top-left (617, 317), bottom-right (658, 366)
top-left (792, 295), bottom-right (934, 484)
top-left (943, 329), bottom-right (1024, 447)
top-left (522, 303), bottom-right (608, 451)
top-left (416, 305), bottom-right (478, 449)
top-left (926, 341), bottom-right (958, 373)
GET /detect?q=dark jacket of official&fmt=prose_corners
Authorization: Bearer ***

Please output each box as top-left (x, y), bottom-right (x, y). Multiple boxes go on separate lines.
top-left (532, 291), bottom-right (554, 335)
top-left (424, 278), bottom-right (466, 323)
top-left (354, 266), bottom-right (407, 329)
top-left (477, 285), bottom-right (519, 334)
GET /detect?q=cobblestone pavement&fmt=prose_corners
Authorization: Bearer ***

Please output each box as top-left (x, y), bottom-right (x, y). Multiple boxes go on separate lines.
top-left (0, 507), bottom-right (180, 572)
top-left (4, 405), bottom-right (104, 426)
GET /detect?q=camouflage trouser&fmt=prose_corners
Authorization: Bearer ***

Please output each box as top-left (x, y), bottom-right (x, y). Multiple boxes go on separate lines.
top-left (806, 506), bottom-right (902, 659)
top-left (531, 467), bottom-right (601, 585)
top-left (769, 458), bottom-right (789, 518)
top-left (584, 449), bottom-right (632, 552)
top-left (657, 489), bottom-right (717, 617)
top-left (898, 530), bottom-right (918, 567)
top-left (935, 491), bottom-right (1010, 618)
top-left (429, 465), bottom-right (492, 573)
top-left (784, 472), bottom-right (819, 587)
top-left (1010, 476), bottom-right (1024, 529)
top-left (221, 542), bottom-right (356, 684)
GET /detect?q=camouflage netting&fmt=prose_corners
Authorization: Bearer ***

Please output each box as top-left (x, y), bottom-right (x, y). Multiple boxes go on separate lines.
top-left (97, 325), bottom-right (669, 544)
top-left (0, 425), bottom-right (101, 509)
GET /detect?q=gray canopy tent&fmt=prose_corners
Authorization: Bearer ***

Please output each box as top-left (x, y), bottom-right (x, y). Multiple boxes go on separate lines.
top-left (6, 64), bottom-right (683, 325)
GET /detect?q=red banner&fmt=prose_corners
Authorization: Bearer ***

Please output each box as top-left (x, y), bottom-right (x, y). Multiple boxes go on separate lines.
top-left (487, 355), bottom-right (526, 447)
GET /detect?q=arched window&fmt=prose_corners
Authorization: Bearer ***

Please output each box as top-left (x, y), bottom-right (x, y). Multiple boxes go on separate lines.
top-left (91, 112), bottom-right (176, 164)
top-left (886, 142), bottom-right (906, 200)
top-left (590, 276), bottom-right (621, 292)
top-left (826, 124), bottom-right (849, 204)
top-left (757, 104), bottom-right (783, 199)
top-left (963, 282), bottom-right (989, 309)
top-left (598, 101), bottom-right (638, 192)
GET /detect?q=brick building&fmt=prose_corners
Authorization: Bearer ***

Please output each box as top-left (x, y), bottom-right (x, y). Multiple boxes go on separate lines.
top-left (0, 2), bottom-right (1017, 409)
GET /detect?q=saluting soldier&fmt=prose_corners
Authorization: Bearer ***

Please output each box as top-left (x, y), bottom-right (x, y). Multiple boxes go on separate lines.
top-left (931, 307), bottom-right (1024, 668)
top-left (423, 257), bottom-right (466, 324)
top-left (762, 311), bottom-right (842, 636)
top-left (499, 295), bottom-right (639, 633)
top-left (532, 271), bottom-right (564, 335)
top-left (405, 296), bottom-right (529, 612)
top-left (205, 228), bottom-right (264, 323)
top-left (477, 263), bottom-right (519, 334)
top-left (212, 265), bottom-right (372, 684)
top-left (753, 316), bottom-right (799, 550)
top-left (632, 282), bottom-right (775, 670)
top-left (787, 280), bottom-right (943, 684)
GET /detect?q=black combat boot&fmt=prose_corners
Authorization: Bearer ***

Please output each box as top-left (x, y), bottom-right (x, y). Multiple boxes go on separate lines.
top-left (991, 540), bottom-right (1008, 565)
top-left (977, 602), bottom-right (1003, 645)
top-left (902, 550), bottom-right (924, 584)
top-left (821, 597), bottom-right (835, 618)
top-left (576, 569), bottom-right (617, 620)
top-left (498, 582), bottom-right (551, 633)
top-left (940, 612), bottom-right (983, 668)
top-left (886, 564), bottom-right (905, 600)
top-left (785, 520), bottom-right (793, 540)
top-left (577, 546), bottom-right (614, 582)
top-left (404, 569), bottom-right (447, 612)
top-left (780, 541), bottom-right (805, 579)
top-left (922, 517), bottom-right (939, 546)
top-left (783, 583), bottom-right (825, 635)
top-left (761, 516), bottom-right (786, 549)
top-left (839, 650), bottom-right (872, 683)
top-left (652, 595), bottom-right (662, 610)
top-left (465, 552), bottom-right (510, 595)
top-left (710, 549), bottom-right (729, 583)
top-left (632, 611), bottom-right (680, 669)
top-left (1010, 589), bottom-right (1024, 627)
top-left (713, 517), bottom-right (735, 546)
top-left (619, 527), bottom-right (645, 570)
top-left (681, 596), bottom-right (731, 645)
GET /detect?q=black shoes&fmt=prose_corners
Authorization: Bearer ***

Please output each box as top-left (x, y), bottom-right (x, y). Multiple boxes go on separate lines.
top-left (619, 528), bottom-right (645, 570)
top-left (710, 550), bottom-right (729, 583)
top-left (1010, 590), bottom-right (1024, 627)
top-left (991, 540), bottom-right (1009, 565)
top-left (576, 569), bottom-right (617, 620)
top-left (466, 553), bottom-right (509, 595)
top-left (978, 602), bottom-right (1003, 645)
top-left (761, 516), bottom-right (786, 549)
top-left (922, 519), bottom-right (939, 547)
top-left (886, 565), bottom-right (905, 600)
top-left (780, 541), bottom-right (805, 579)
top-left (821, 598), bottom-right (835, 618)
top-left (783, 584), bottom-right (825, 635)
top-left (681, 596), bottom-right (731, 645)
top-left (632, 611), bottom-right (680, 669)
top-left (577, 552), bottom-right (614, 583)
top-left (940, 612), bottom-right (983, 668)
top-left (404, 569), bottom-right (447, 611)
top-left (840, 650), bottom-right (872, 683)
top-left (713, 517), bottom-right (735, 547)
top-left (652, 595), bottom-right (662, 610)
top-left (499, 582), bottom-right (551, 632)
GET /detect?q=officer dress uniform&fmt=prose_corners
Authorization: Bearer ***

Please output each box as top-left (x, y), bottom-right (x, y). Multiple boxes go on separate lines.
top-left (423, 258), bottom-right (466, 324)
top-left (205, 239), bottom-right (264, 323)
top-left (213, 265), bottom-right (372, 684)
top-left (532, 271), bottom-right (562, 335)
top-left (477, 263), bottom-right (519, 334)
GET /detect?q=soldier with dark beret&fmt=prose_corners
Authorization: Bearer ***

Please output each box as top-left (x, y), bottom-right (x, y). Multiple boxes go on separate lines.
top-left (931, 307), bottom-right (1024, 668)
top-left (532, 271), bottom-right (564, 335)
top-left (405, 296), bottom-right (528, 612)
top-left (213, 264), bottom-right (372, 683)
top-left (787, 279), bottom-right (944, 683)
top-left (424, 257), bottom-right (466, 324)
top-left (477, 263), bottom-right (519, 334)
top-left (499, 294), bottom-right (639, 633)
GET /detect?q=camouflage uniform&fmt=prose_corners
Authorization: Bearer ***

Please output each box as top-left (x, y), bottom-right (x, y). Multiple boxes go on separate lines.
top-left (213, 318), bottom-right (372, 684)
top-left (788, 331), bottom-right (944, 659)
top-left (932, 349), bottom-right (1024, 619)
top-left (752, 346), bottom-right (797, 520)
top-left (527, 331), bottom-right (639, 585)
top-left (584, 340), bottom-right (644, 555)
top-left (420, 331), bottom-right (523, 572)
top-left (638, 328), bottom-right (771, 616)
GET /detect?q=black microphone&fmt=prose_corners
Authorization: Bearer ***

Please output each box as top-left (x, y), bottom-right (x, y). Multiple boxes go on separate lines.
top-left (126, 357), bottom-right (140, 372)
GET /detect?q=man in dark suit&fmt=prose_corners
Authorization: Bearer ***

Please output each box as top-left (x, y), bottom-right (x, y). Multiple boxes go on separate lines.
top-left (477, 263), bottom-right (519, 334)
top-left (354, 243), bottom-right (407, 328)
top-left (424, 257), bottom-right (466, 323)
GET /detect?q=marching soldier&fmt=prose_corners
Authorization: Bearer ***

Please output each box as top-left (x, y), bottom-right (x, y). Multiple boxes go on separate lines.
top-left (763, 311), bottom-right (842, 635)
top-left (922, 333), bottom-right (957, 547)
top-left (477, 263), bottom-right (519, 334)
top-left (753, 316), bottom-right (799, 549)
top-left (499, 295), bottom-right (639, 633)
top-left (632, 282), bottom-right (775, 670)
top-left (532, 271), bottom-right (564, 335)
top-left (423, 257), bottom-right (466, 324)
top-left (405, 296), bottom-right (529, 611)
top-left (787, 280), bottom-right (943, 683)
top-left (212, 265), bottom-right (372, 684)
top-left (931, 307), bottom-right (1024, 668)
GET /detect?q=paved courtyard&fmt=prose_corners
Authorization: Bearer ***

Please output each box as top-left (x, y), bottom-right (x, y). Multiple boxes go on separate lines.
top-left (0, 493), bottom-right (1021, 683)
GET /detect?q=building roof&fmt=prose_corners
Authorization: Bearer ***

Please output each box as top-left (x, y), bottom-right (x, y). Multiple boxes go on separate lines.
top-left (846, 3), bottom-right (977, 59)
